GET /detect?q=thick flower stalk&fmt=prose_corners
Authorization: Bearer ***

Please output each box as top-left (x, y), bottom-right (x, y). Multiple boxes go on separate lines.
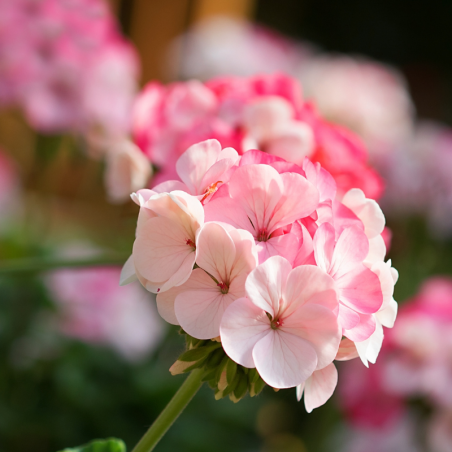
top-left (122, 138), bottom-right (398, 415)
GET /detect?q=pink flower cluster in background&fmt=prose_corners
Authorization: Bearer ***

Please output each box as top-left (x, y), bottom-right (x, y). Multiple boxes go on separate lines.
top-left (168, 16), bottom-right (414, 162)
top-left (47, 266), bottom-right (165, 361)
top-left (382, 121), bottom-right (452, 238)
top-left (121, 138), bottom-right (397, 411)
top-left (0, 0), bottom-right (138, 136)
top-left (0, 0), bottom-right (153, 204)
top-left (337, 277), bottom-right (452, 452)
top-left (132, 74), bottom-right (384, 200)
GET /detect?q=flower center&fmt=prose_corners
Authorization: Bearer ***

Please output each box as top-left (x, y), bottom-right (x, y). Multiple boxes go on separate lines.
top-left (266, 312), bottom-right (283, 329)
top-left (257, 228), bottom-right (269, 242)
top-left (217, 281), bottom-right (229, 294)
top-left (185, 238), bottom-right (196, 250)
top-left (200, 181), bottom-right (222, 204)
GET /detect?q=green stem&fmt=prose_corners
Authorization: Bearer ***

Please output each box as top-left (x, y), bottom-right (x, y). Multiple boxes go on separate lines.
top-left (0, 256), bottom-right (128, 274)
top-left (132, 369), bottom-right (204, 452)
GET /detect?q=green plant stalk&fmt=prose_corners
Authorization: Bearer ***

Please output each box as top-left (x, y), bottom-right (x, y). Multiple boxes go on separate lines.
top-left (131, 369), bottom-right (204, 452)
top-left (0, 256), bottom-right (128, 275)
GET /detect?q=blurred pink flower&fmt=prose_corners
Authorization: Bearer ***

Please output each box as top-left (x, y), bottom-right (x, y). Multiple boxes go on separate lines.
top-left (300, 56), bottom-right (414, 158)
top-left (0, 0), bottom-right (139, 136)
top-left (132, 74), bottom-right (384, 200)
top-left (47, 266), bottom-right (165, 361)
top-left (384, 277), bottom-right (452, 408)
top-left (383, 121), bottom-right (452, 237)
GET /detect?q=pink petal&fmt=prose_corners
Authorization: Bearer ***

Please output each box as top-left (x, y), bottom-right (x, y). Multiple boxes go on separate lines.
top-left (330, 226), bottom-right (370, 279)
top-left (175, 269), bottom-right (236, 339)
top-left (253, 330), bottom-right (318, 388)
top-left (120, 255), bottom-right (137, 286)
top-left (156, 267), bottom-right (215, 325)
top-left (355, 319), bottom-right (384, 366)
top-left (239, 149), bottom-right (286, 166)
top-left (228, 164), bottom-right (284, 233)
top-left (342, 188), bottom-right (385, 239)
top-left (256, 233), bottom-right (299, 265)
top-left (292, 221), bottom-right (315, 267)
top-left (265, 122), bottom-right (315, 165)
top-left (245, 255), bottom-right (292, 316)
top-left (204, 195), bottom-right (254, 232)
top-left (313, 223), bottom-right (336, 272)
top-left (336, 264), bottom-right (383, 314)
top-left (227, 228), bottom-right (258, 286)
top-left (176, 139), bottom-right (222, 194)
top-left (133, 216), bottom-right (196, 293)
top-left (377, 298), bottom-right (398, 328)
top-left (283, 304), bottom-right (341, 370)
top-left (196, 223), bottom-right (236, 284)
top-left (284, 265), bottom-right (337, 314)
top-left (338, 304), bottom-right (361, 330)
top-left (303, 363), bottom-right (338, 413)
top-left (303, 159), bottom-right (337, 202)
top-left (220, 297), bottom-right (270, 368)
top-left (365, 235), bottom-right (386, 264)
top-left (344, 313), bottom-right (376, 342)
top-left (335, 338), bottom-right (359, 361)
top-left (272, 172), bottom-right (319, 231)
top-left (152, 180), bottom-right (189, 194)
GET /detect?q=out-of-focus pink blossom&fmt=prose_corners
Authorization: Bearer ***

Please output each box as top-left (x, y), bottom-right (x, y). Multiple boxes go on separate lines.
top-left (168, 17), bottom-right (309, 81)
top-left (338, 355), bottom-right (405, 429)
top-left (132, 74), bottom-right (383, 200)
top-left (104, 139), bottom-right (152, 204)
top-left (167, 16), bottom-right (413, 162)
top-left (383, 121), bottom-right (452, 238)
top-left (300, 56), bottom-right (414, 157)
top-left (0, 0), bottom-right (139, 136)
top-left (47, 267), bottom-right (165, 361)
top-left (384, 277), bottom-right (452, 408)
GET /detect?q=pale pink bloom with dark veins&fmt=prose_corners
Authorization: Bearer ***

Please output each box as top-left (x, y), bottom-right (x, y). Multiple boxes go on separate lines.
top-left (220, 256), bottom-right (340, 389)
top-left (204, 163), bottom-right (319, 264)
top-left (156, 222), bottom-right (257, 338)
top-left (313, 223), bottom-right (383, 342)
top-left (132, 190), bottom-right (204, 294)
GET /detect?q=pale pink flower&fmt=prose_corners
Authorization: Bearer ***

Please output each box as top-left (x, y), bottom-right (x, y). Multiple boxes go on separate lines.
top-left (47, 267), bottom-right (165, 361)
top-left (152, 139), bottom-right (239, 203)
top-left (296, 362), bottom-right (338, 412)
top-left (132, 190), bottom-right (204, 293)
top-left (156, 222), bottom-right (257, 338)
top-left (204, 163), bottom-right (319, 264)
top-left (220, 256), bottom-right (340, 389)
top-left (313, 223), bottom-right (383, 341)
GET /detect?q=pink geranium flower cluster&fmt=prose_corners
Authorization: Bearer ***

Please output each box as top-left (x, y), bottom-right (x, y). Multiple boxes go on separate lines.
top-left (132, 73), bottom-right (384, 200)
top-left (337, 277), bottom-right (452, 452)
top-left (122, 138), bottom-right (397, 411)
top-left (0, 0), bottom-right (138, 136)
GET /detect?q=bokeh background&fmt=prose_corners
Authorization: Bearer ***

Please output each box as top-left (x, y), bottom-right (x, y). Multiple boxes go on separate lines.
top-left (2, 1), bottom-right (452, 451)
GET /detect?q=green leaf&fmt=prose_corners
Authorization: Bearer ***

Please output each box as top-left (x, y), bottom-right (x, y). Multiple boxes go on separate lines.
top-left (233, 373), bottom-right (248, 401)
top-left (178, 342), bottom-right (219, 362)
top-left (58, 438), bottom-right (126, 452)
top-left (226, 359), bottom-right (237, 385)
top-left (204, 348), bottom-right (225, 370)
